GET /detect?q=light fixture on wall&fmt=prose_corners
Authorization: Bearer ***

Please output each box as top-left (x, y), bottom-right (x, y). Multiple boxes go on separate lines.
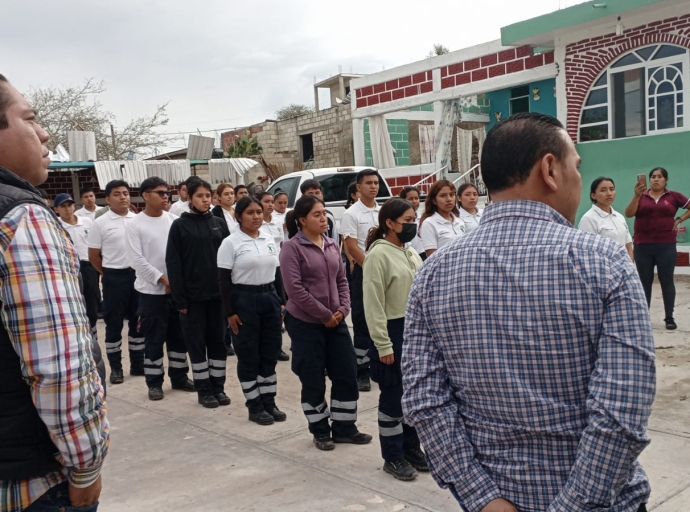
top-left (616, 16), bottom-right (624, 36)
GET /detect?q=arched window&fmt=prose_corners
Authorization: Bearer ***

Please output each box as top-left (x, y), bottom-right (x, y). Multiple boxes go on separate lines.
top-left (579, 44), bottom-right (689, 142)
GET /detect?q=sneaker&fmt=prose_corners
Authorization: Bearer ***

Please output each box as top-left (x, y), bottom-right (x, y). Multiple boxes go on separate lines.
top-left (313, 436), bottom-right (335, 451)
top-left (383, 459), bottom-right (418, 481)
top-left (333, 432), bottom-right (373, 445)
top-left (198, 394), bottom-right (219, 409)
top-left (248, 410), bottom-right (275, 425)
top-left (148, 387), bottom-right (164, 401)
top-left (110, 369), bottom-right (124, 385)
top-left (357, 374), bottom-right (371, 392)
top-left (404, 446), bottom-right (429, 472)
top-left (277, 350), bottom-right (290, 362)
top-left (171, 379), bottom-right (195, 392)
top-left (665, 317), bottom-right (678, 330)
top-left (130, 366), bottom-right (145, 376)
top-left (265, 405), bottom-right (287, 422)
top-left (215, 392), bottom-right (231, 406)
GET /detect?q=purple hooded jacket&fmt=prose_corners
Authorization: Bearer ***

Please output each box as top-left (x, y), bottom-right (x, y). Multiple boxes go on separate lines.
top-left (279, 230), bottom-right (350, 324)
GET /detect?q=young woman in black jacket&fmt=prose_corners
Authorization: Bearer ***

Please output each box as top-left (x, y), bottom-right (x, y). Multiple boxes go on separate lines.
top-left (166, 178), bottom-right (230, 408)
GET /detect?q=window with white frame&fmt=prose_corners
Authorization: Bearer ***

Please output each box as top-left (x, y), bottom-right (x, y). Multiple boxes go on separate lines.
top-left (579, 44), bottom-right (689, 142)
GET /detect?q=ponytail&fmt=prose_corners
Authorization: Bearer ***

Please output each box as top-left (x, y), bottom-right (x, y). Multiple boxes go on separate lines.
top-left (286, 210), bottom-right (298, 239)
top-left (365, 225), bottom-right (386, 251)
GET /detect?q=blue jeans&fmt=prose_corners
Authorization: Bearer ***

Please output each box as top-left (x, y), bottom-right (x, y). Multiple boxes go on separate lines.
top-left (24, 482), bottom-right (98, 512)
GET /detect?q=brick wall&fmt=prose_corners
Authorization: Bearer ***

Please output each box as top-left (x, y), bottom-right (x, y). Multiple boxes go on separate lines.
top-left (356, 47), bottom-right (554, 109)
top-left (388, 174), bottom-right (434, 197)
top-left (565, 13), bottom-right (690, 141)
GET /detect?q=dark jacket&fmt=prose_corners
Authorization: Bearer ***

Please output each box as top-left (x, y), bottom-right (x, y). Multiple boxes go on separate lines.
top-left (279, 231), bottom-right (350, 324)
top-left (0, 166), bottom-right (62, 480)
top-left (166, 210), bottom-right (230, 309)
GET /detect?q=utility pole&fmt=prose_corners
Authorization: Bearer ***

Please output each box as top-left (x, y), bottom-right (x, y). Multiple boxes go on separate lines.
top-left (110, 123), bottom-right (116, 158)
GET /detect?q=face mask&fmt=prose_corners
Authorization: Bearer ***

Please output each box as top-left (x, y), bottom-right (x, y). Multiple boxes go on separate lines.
top-left (395, 222), bottom-right (417, 244)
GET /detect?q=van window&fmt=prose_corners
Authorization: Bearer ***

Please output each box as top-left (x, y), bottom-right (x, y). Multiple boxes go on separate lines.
top-left (267, 176), bottom-right (300, 207)
top-left (317, 172), bottom-right (389, 202)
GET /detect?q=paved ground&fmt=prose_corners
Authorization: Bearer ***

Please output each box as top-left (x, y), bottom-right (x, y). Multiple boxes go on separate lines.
top-left (97, 280), bottom-right (690, 512)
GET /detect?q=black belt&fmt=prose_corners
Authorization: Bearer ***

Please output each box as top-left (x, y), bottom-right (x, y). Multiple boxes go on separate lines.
top-left (234, 283), bottom-right (274, 292)
top-left (102, 267), bottom-right (135, 274)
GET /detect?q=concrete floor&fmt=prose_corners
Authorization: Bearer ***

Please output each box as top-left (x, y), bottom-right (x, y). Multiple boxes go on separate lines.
top-left (97, 280), bottom-right (690, 512)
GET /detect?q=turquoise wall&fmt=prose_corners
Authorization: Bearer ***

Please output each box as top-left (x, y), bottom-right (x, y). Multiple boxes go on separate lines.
top-left (575, 131), bottom-right (690, 242)
top-left (486, 78), bottom-right (557, 130)
top-left (363, 119), bottom-right (410, 167)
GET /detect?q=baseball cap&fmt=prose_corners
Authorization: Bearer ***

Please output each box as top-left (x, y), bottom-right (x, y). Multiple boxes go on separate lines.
top-left (53, 193), bottom-right (75, 207)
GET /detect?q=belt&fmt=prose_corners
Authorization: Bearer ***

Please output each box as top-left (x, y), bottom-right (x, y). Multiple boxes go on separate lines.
top-left (234, 283), bottom-right (274, 292)
top-left (102, 267), bottom-right (135, 274)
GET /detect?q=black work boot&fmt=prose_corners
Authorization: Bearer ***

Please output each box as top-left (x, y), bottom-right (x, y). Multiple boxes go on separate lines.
top-left (110, 369), bottom-right (124, 385)
top-left (249, 410), bottom-right (275, 425)
top-left (265, 404), bottom-right (287, 422)
top-left (404, 446), bottom-right (429, 471)
top-left (357, 374), bottom-right (371, 392)
top-left (383, 459), bottom-right (418, 481)
top-left (198, 393), bottom-right (219, 409)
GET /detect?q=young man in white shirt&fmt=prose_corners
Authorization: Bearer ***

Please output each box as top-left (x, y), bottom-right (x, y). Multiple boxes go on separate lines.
top-left (54, 193), bottom-right (99, 344)
top-left (169, 179), bottom-right (190, 217)
top-left (74, 187), bottom-right (98, 221)
top-left (340, 169), bottom-right (381, 392)
top-left (88, 180), bottom-right (143, 385)
top-left (127, 177), bottom-right (194, 401)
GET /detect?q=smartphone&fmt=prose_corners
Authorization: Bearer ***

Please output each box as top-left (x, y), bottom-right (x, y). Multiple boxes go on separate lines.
top-left (637, 173), bottom-right (647, 188)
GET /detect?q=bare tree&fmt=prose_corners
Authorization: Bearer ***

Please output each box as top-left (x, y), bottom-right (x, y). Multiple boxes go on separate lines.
top-left (27, 78), bottom-right (176, 160)
top-left (275, 104), bottom-right (314, 121)
top-left (428, 44), bottom-right (450, 58)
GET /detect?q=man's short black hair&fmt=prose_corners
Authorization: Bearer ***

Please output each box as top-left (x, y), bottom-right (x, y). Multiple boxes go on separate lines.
top-left (234, 184), bottom-right (248, 193)
top-left (104, 180), bottom-right (130, 197)
top-left (140, 176), bottom-right (168, 194)
top-left (80, 186), bottom-right (94, 197)
top-left (0, 74), bottom-right (10, 130)
top-left (356, 168), bottom-right (381, 184)
top-left (481, 113), bottom-right (568, 194)
top-left (300, 179), bottom-right (321, 194)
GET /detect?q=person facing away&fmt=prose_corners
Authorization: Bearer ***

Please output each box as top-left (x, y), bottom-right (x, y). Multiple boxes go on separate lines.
top-left (0, 74), bottom-right (109, 512)
top-left (402, 113), bottom-right (655, 512)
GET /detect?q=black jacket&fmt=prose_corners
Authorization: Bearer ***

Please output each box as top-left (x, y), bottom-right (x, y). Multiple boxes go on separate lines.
top-left (166, 210), bottom-right (230, 309)
top-left (0, 166), bottom-right (63, 480)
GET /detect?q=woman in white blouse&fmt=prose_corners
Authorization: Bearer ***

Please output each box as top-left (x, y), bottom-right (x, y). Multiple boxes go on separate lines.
top-left (418, 180), bottom-right (465, 257)
top-left (399, 186), bottom-right (426, 260)
top-left (211, 183), bottom-right (239, 234)
top-left (457, 183), bottom-right (483, 233)
top-left (578, 177), bottom-right (633, 261)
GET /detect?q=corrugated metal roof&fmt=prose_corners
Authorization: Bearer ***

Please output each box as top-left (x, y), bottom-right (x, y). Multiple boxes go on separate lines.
top-left (187, 135), bottom-right (215, 160)
top-left (208, 158), bottom-right (258, 185)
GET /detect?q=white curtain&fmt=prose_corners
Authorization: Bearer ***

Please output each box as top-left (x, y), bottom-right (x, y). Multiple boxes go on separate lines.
top-left (419, 125), bottom-right (435, 164)
top-left (369, 115), bottom-right (396, 170)
top-left (455, 127), bottom-right (487, 173)
top-left (434, 100), bottom-right (462, 171)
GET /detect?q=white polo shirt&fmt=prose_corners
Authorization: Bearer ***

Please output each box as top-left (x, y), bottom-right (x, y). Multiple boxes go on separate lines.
top-left (127, 211), bottom-right (177, 295)
top-left (262, 216), bottom-right (284, 255)
top-left (420, 212), bottom-right (465, 251)
top-left (217, 230), bottom-right (279, 285)
top-left (578, 204), bottom-right (633, 247)
top-left (459, 208), bottom-right (483, 234)
top-left (60, 216), bottom-right (93, 261)
top-left (88, 209), bottom-right (137, 269)
top-left (340, 199), bottom-right (380, 253)
top-left (220, 207), bottom-right (239, 234)
top-left (409, 217), bottom-right (426, 255)
top-left (169, 200), bottom-right (189, 217)
top-left (74, 207), bottom-right (97, 222)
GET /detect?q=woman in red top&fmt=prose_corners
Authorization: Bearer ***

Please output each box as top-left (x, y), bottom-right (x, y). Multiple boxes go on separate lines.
top-left (625, 167), bottom-right (690, 330)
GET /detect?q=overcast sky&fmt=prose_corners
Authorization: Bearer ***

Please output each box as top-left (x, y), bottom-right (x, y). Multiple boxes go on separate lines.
top-left (4, 0), bottom-right (587, 152)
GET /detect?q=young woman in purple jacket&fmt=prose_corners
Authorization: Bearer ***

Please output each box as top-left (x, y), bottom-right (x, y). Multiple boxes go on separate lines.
top-left (280, 195), bottom-right (372, 451)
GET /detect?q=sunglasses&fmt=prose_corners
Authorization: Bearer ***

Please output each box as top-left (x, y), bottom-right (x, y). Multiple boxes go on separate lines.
top-left (146, 190), bottom-right (169, 198)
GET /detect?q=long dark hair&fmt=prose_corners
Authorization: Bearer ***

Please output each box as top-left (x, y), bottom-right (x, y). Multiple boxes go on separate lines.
top-left (365, 198), bottom-right (415, 251)
top-left (420, 179), bottom-right (459, 227)
top-left (399, 186), bottom-right (420, 201)
top-left (589, 177), bottom-right (615, 203)
top-left (286, 195), bottom-right (325, 239)
top-left (345, 182), bottom-right (358, 209)
top-left (234, 196), bottom-right (263, 227)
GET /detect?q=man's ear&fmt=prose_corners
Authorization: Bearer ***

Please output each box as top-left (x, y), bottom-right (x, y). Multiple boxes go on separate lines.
top-left (539, 153), bottom-right (558, 192)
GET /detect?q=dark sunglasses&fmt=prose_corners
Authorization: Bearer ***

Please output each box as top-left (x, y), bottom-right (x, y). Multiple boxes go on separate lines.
top-left (146, 190), bottom-right (169, 198)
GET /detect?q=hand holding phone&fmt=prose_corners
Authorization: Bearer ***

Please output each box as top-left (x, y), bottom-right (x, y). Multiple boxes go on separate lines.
top-left (635, 174), bottom-right (647, 197)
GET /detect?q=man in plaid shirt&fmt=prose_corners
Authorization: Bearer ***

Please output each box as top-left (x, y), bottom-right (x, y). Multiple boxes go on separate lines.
top-left (0, 75), bottom-right (109, 511)
top-left (402, 113), bottom-right (655, 512)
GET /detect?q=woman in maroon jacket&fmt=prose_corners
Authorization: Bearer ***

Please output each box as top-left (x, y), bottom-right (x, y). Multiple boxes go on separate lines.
top-left (280, 195), bottom-right (372, 451)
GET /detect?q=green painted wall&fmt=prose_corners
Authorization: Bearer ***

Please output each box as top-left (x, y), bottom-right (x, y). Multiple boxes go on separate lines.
top-left (407, 104), bottom-right (434, 112)
top-left (363, 118), bottom-right (411, 167)
top-left (576, 131), bottom-right (690, 243)
top-left (486, 78), bottom-right (557, 130)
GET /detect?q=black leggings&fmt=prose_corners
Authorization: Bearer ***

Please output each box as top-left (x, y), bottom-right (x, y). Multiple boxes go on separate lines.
top-left (634, 243), bottom-right (676, 318)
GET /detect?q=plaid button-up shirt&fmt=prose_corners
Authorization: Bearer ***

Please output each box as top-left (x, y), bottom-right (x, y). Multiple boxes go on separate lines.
top-left (0, 203), bottom-right (109, 512)
top-left (402, 200), bottom-right (655, 512)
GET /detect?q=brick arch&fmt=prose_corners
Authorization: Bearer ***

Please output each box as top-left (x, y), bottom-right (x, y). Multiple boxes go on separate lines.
top-left (566, 17), bottom-right (690, 141)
